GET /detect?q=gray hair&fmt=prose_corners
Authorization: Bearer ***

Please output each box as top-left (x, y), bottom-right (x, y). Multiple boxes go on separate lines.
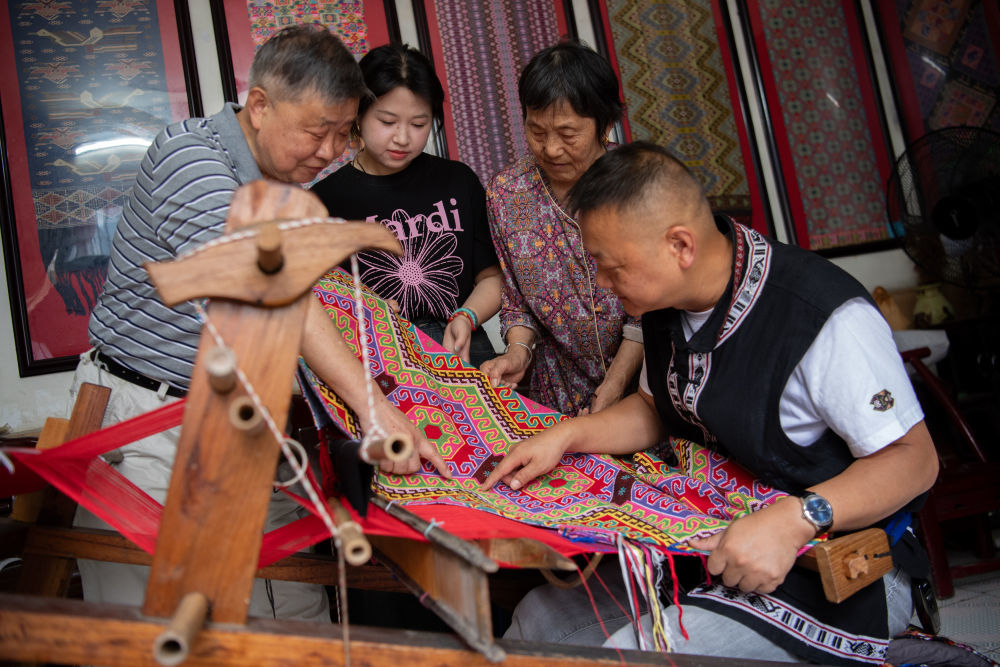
top-left (248, 24), bottom-right (369, 104)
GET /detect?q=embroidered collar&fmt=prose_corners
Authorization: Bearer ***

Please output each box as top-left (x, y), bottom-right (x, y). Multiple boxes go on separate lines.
top-left (666, 216), bottom-right (771, 353)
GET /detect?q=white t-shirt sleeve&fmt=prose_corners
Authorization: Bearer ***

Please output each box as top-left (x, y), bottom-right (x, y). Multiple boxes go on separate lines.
top-left (779, 297), bottom-right (924, 457)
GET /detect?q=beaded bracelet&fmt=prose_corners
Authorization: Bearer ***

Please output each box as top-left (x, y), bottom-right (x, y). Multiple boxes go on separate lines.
top-left (504, 341), bottom-right (533, 365)
top-left (448, 306), bottom-right (479, 330)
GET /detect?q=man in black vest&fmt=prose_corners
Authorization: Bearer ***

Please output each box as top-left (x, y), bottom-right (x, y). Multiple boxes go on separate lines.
top-left (483, 142), bottom-right (937, 665)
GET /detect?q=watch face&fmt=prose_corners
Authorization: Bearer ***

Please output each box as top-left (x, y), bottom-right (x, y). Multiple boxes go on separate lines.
top-left (804, 494), bottom-right (833, 528)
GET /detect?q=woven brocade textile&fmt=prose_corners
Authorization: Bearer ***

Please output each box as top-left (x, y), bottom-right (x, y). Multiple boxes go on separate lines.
top-left (605, 0), bottom-right (752, 213)
top-left (427, 0), bottom-right (563, 184)
top-left (242, 1), bottom-right (369, 54)
top-left (305, 270), bottom-right (788, 552)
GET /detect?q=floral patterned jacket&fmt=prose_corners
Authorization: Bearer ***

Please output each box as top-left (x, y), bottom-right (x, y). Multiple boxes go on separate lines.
top-left (487, 154), bottom-right (634, 414)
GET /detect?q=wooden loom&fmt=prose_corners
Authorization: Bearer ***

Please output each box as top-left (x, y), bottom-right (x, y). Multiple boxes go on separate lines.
top-left (0, 181), bottom-right (893, 667)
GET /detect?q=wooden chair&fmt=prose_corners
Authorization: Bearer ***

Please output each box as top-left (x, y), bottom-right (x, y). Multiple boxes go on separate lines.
top-left (902, 347), bottom-right (1000, 598)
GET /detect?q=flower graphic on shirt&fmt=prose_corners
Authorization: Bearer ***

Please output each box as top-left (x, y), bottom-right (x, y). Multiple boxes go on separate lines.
top-left (360, 229), bottom-right (463, 320)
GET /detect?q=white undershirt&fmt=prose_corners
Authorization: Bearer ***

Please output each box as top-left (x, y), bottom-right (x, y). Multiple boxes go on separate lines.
top-left (639, 297), bottom-right (924, 457)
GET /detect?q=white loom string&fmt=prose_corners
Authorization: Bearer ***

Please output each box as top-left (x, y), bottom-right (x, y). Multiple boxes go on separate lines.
top-left (182, 218), bottom-right (398, 667)
top-left (193, 300), bottom-right (354, 664)
top-left (348, 253), bottom-right (388, 459)
top-left (176, 216), bottom-right (349, 261)
top-left (192, 301), bottom-right (341, 544)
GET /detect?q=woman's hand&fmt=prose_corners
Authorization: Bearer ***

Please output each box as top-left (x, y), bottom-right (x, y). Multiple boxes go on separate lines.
top-left (578, 377), bottom-right (625, 416)
top-left (481, 344), bottom-right (531, 388)
top-left (442, 315), bottom-right (473, 362)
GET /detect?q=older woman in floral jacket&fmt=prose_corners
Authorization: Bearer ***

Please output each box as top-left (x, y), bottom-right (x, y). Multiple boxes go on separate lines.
top-left (481, 42), bottom-right (642, 415)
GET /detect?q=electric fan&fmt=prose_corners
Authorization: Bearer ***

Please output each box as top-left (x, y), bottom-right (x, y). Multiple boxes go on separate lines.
top-left (886, 126), bottom-right (1000, 292)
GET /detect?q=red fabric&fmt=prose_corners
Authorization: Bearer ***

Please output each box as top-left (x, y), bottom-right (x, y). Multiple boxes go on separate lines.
top-left (3, 398), bottom-right (598, 568)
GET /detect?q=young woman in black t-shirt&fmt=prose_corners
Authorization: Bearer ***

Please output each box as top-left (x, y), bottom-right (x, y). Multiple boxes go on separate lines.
top-left (313, 44), bottom-right (501, 367)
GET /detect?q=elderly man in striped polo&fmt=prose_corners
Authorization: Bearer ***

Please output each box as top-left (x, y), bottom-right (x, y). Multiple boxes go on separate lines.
top-left (72, 25), bottom-right (446, 621)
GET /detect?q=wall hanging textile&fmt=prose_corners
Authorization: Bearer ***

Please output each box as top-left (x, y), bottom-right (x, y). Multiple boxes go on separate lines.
top-left (421, 0), bottom-right (569, 184)
top-left (877, 0), bottom-right (1000, 141)
top-left (600, 0), bottom-right (759, 224)
top-left (0, 0), bottom-right (196, 374)
top-left (220, 0), bottom-right (389, 103)
top-left (744, 0), bottom-right (895, 251)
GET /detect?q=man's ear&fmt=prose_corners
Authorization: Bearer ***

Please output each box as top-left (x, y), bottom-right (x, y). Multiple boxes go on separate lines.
top-left (244, 87), bottom-right (270, 130)
top-left (665, 225), bottom-right (697, 269)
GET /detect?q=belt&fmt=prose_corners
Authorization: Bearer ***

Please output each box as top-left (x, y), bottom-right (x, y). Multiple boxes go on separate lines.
top-left (91, 350), bottom-right (186, 398)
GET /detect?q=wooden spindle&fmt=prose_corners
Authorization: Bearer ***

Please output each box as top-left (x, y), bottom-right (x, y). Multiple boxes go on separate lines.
top-left (256, 222), bottom-right (283, 274)
top-left (361, 432), bottom-right (413, 463)
top-left (152, 591), bottom-right (209, 666)
top-left (204, 346), bottom-right (238, 394)
top-left (228, 396), bottom-right (265, 435)
top-left (327, 497), bottom-right (372, 566)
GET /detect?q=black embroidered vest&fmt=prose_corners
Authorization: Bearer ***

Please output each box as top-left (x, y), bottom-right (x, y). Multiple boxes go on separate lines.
top-left (642, 217), bottom-right (874, 493)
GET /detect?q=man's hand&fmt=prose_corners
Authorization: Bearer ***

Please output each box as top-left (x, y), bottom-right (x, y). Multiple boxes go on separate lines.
top-left (364, 396), bottom-right (451, 479)
top-left (481, 346), bottom-right (531, 388)
top-left (442, 315), bottom-right (473, 362)
top-left (479, 426), bottom-right (569, 491)
top-left (687, 495), bottom-right (814, 594)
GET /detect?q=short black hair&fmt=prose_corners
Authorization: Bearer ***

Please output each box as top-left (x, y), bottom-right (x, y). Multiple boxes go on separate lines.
top-left (568, 141), bottom-right (701, 217)
top-left (249, 24), bottom-right (368, 104)
top-left (358, 43), bottom-right (444, 124)
top-left (518, 42), bottom-right (622, 137)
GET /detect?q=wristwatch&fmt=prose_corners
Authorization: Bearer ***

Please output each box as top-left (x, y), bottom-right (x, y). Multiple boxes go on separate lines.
top-left (799, 493), bottom-right (834, 536)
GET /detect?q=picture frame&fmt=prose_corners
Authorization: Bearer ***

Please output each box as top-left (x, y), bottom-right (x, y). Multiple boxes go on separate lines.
top-left (739, 0), bottom-right (903, 256)
top-left (414, 0), bottom-right (571, 184)
top-left (216, 0), bottom-right (393, 105)
top-left (874, 0), bottom-right (1000, 145)
top-left (595, 0), bottom-right (766, 236)
top-left (0, 0), bottom-right (202, 376)
top-left (214, 0), bottom-right (393, 182)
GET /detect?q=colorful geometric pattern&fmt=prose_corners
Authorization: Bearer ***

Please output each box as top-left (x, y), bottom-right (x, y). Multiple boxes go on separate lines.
top-left (894, 0), bottom-right (1000, 133)
top-left (605, 0), bottom-right (751, 212)
top-left (429, 0), bottom-right (562, 184)
top-left (236, 1), bottom-right (372, 182)
top-left (304, 269), bottom-right (789, 551)
top-left (755, 0), bottom-right (889, 249)
top-left (243, 1), bottom-right (369, 56)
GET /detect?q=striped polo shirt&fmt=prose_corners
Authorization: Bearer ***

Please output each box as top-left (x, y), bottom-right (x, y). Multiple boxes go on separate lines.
top-left (88, 103), bottom-right (261, 391)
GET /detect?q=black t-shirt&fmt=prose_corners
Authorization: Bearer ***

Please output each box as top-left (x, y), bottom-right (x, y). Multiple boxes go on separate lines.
top-left (312, 152), bottom-right (497, 321)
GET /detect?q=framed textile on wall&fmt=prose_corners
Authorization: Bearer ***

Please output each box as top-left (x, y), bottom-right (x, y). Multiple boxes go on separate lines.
top-left (421, 0), bottom-right (571, 185)
top-left (216, 0), bottom-right (391, 182)
top-left (217, 0), bottom-right (391, 105)
top-left (596, 0), bottom-right (765, 233)
top-left (744, 0), bottom-right (899, 253)
top-left (0, 0), bottom-right (199, 375)
top-left (876, 0), bottom-right (1000, 143)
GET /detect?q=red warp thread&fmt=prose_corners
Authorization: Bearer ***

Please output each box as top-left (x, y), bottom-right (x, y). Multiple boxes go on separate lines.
top-left (666, 551), bottom-right (688, 641)
top-left (574, 556), bottom-right (626, 667)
